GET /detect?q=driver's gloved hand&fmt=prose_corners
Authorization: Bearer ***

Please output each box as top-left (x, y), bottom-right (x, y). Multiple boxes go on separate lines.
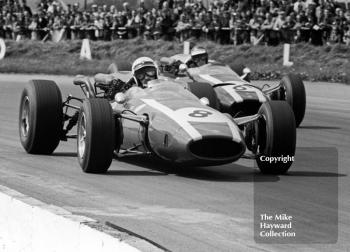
top-left (105, 78), bottom-right (126, 100)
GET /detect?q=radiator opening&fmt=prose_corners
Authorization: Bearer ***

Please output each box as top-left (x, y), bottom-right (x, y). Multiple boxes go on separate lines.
top-left (189, 138), bottom-right (242, 159)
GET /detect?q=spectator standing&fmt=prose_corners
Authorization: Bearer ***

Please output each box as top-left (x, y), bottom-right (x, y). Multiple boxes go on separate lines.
top-left (143, 11), bottom-right (154, 40)
top-left (22, 9), bottom-right (31, 38)
top-left (220, 11), bottom-right (231, 44)
top-left (282, 15), bottom-right (295, 43)
top-left (103, 15), bottom-right (112, 40)
top-left (21, 0), bottom-right (32, 16)
top-left (160, 8), bottom-right (174, 40)
top-left (192, 12), bottom-right (204, 39)
top-left (344, 23), bottom-right (350, 45)
top-left (271, 11), bottom-right (286, 45)
top-left (28, 13), bottom-right (38, 40)
top-left (294, 0), bottom-right (306, 13)
top-left (71, 12), bottom-right (81, 40)
top-left (249, 13), bottom-right (261, 43)
top-left (176, 12), bottom-right (191, 41)
top-left (125, 10), bottom-right (137, 38)
top-left (93, 15), bottom-right (104, 40)
top-left (261, 12), bottom-right (275, 45)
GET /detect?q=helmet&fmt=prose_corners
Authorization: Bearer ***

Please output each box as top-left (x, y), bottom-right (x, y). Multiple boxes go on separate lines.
top-left (190, 46), bottom-right (208, 67)
top-left (131, 57), bottom-right (158, 88)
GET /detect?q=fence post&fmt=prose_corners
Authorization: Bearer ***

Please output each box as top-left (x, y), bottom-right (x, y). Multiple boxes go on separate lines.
top-left (283, 43), bottom-right (293, 67)
top-left (80, 39), bottom-right (92, 60)
top-left (0, 39), bottom-right (6, 60)
top-left (183, 41), bottom-right (190, 54)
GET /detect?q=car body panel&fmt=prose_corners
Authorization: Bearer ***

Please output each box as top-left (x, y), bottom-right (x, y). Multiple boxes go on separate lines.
top-left (114, 80), bottom-right (246, 166)
top-left (164, 57), bottom-right (268, 116)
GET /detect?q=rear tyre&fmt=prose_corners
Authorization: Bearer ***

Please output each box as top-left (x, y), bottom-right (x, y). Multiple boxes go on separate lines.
top-left (187, 82), bottom-right (220, 110)
top-left (77, 99), bottom-right (115, 173)
top-left (19, 80), bottom-right (63, 154)
top-left (279, 74), bottom-right (306, 127)
top-left (255, 101), bottom-right (296, 174)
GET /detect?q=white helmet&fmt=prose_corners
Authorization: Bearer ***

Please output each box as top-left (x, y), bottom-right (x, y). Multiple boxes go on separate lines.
top-left (190, 46), bottom-right (208, 66)
top-left (131, 57), bottom-right (158, 87)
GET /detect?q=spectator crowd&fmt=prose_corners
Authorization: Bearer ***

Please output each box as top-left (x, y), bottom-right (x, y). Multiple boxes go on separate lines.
top-left (1, 0), bottom-right (350, 45)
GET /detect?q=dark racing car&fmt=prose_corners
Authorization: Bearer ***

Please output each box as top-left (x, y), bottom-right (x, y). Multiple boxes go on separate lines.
top-left (159, 53), bottom-right (306, 127)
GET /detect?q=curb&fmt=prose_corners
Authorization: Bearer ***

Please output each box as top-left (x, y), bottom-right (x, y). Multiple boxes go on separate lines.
top-left (0, 185), bottom-right (145, 252)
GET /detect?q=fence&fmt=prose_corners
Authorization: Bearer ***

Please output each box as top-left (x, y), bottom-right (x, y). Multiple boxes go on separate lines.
top-left (1, 25), bottom-right (349, 46)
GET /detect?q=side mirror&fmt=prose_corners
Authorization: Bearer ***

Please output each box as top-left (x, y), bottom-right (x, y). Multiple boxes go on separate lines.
top-left (199, 97), bottom-right (210, 106)
top-left (179, 63), bottom-right (188, 72)
top-left (243, 67), bottom-right (251, 75)
top-left (240, 67), bottom-right (251, 81)
top-left (114, 92), bottom-right (126, 104)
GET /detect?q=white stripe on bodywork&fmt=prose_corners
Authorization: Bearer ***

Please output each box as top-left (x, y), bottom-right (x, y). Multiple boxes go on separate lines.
top-left (220, 86), bottom-right (244, 103)
top-left (199, 74), bottom-right (222, 84)
top-left (200, 74), bottom-right (244, 103)
top-left (141, 99), bottom-right (241, 142)
top-left (141, 99), bottom-right (203, 141)
top-left (199, 74), bottom-right (266, 103)
top-left (255, 90), bottom-right (267, 103)
top-left (224, 118), bottom-right (242, 142)
top-left (134, 104), bottom-right (146, 113)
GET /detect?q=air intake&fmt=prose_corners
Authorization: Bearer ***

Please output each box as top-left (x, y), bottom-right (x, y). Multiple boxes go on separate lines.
top-left (189, 137), bottom-right (242, 159)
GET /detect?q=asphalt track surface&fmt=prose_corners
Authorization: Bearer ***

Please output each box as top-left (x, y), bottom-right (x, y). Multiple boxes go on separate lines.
top-left (0, 74), bottom-right (349, 252)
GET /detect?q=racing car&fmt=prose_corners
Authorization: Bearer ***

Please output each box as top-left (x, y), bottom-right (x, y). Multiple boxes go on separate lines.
top-left (159, 54), bottom-right (306, 127)
top-left (19, 70), bottom-right (296, 174)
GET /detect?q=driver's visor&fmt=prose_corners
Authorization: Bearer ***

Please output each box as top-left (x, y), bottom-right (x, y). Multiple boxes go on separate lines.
top-left (192, 54), bottom-right (208, 64)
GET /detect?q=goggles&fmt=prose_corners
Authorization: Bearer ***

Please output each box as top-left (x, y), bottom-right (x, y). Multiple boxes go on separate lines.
top-left (135, 68), bottom-right (157, 80)
top-left (192, 54), bottom-right (208, 63)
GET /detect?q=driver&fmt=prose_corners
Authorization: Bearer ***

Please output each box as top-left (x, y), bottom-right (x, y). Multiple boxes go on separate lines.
top-left (110, 57), bottom-right (159, 95)
top-left (131, 56), bottom-right (158, 88)
top-left (163, 46), bottom-right (208, 73)
top-left (190, 46), bottom-right (208, 67)
top-left (111, 57), bottom-right (158, 109)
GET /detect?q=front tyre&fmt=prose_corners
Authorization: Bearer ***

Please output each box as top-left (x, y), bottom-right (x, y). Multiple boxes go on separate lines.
top-left (77, 99), bottom-right (115, 173)
top-left (255, 101), bottom-right (296, 174)
top-left (19, 80), bottom-right (63, 154)
top-left (280, 74), bottom-right (306, 127)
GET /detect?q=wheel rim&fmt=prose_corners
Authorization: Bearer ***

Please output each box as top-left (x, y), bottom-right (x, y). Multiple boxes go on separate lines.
top-left (78, 113), bottom-right (86, 158)
top-left (257, 114), bottom-right (267, 155)
top-left (20, 97), bottom-right (30, 138)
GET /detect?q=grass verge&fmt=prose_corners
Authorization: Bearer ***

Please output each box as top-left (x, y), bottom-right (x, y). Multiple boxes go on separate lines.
top-left (0, 38), bottom-right (349, 84)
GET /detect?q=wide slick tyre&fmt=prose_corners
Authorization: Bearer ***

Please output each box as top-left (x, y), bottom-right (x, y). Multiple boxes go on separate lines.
top-left (187, 82), bottom-right (220, 110)
top-left (255, 101), bottom-right (296, 174)
top-left (280, 74), bottom-right (306, 127)
top-left (77, 98), bottom-right (115, 173)
top-left (19, 80), bottom-right (63, 154)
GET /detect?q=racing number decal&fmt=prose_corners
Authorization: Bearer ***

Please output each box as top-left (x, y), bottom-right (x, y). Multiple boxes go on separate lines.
top-left (221, 84), bottom-right (265, 102)
top-left (233, 85), bottom-right (257, 99)
top-left (188, 110), bottom-right (213, 118)
top-left (174, 107), bottom-right (219, 123)
top-left (232, 85), bottom-right (247, 91)
top-left (140, 99), bottom-right (242, 141)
